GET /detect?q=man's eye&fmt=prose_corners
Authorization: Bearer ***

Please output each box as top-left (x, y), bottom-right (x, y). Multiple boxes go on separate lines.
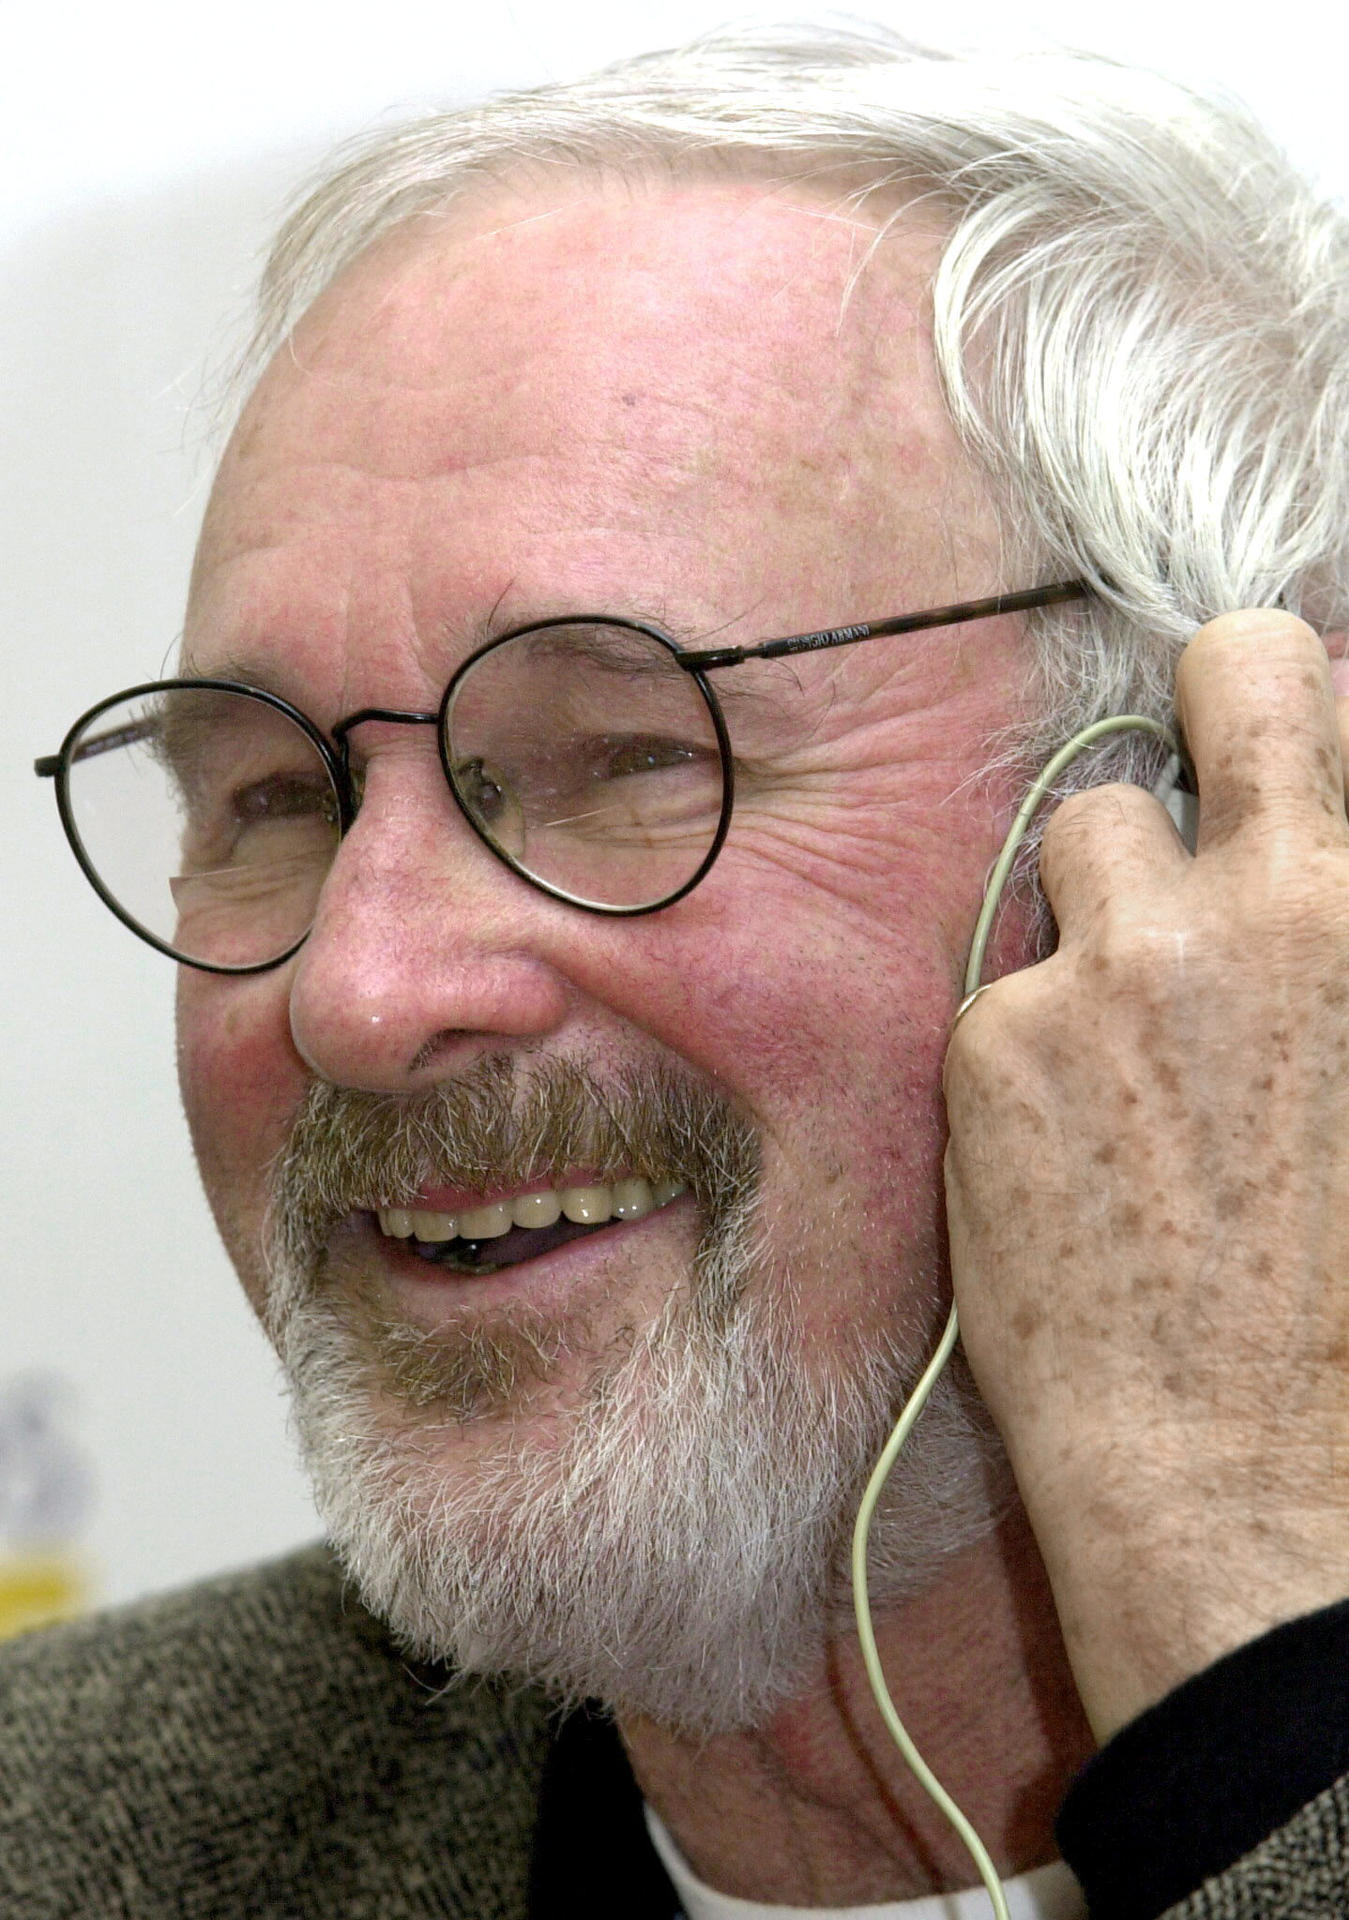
top-left (232, 776), bottom-right (338, 827)
top-left (587, 734), bottom-right (699, 780)
top-left (178, 770), bottom-right (339, 880)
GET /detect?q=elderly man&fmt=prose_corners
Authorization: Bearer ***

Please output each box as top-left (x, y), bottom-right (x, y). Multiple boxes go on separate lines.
top-left (6, 26), bottom-right (1349, 1919)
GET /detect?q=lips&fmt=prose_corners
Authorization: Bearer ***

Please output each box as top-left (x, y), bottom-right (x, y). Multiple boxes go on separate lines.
top-left (375, 1175), bottom-right (688, 1274)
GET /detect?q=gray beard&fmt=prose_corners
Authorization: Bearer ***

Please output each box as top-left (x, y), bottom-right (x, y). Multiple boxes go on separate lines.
top-left (264, 1057), bottom-right (1007, 1735)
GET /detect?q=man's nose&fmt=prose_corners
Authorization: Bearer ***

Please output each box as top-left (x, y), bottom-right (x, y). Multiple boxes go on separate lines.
top-left (286, 756), bottom-right (572, 1093)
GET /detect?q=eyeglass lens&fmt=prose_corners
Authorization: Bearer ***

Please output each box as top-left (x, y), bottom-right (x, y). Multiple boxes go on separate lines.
top-left (61, 686), bottom-right (342, 971)
top-left (443, 621), bottom-right (726, 911)
top-left (59, 623), bottom-right (729, 969)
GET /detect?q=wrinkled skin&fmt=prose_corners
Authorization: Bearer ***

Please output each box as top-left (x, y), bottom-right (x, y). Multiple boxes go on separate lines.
top-left (179, 180), bottom-right (1082, 1900)
top-left (947, 611), bottom-right (1349, 1739)
top-left (175, 163), bottom-right (1349, 1902)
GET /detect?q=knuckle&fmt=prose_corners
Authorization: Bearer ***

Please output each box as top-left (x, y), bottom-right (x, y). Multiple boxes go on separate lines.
top-left (945, 969), bottom-right (1040, 1074)
top-left (1075, 916), bottom-right (1184, 1002)
top-left (1040, 782), bottom-right (1157, 868)
top-left (1076, 844), bottom-right (1349, 1000)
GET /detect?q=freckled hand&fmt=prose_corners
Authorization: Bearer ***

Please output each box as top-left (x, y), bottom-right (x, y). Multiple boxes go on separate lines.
top-left (943, 609), bottom-right (1349, 1741)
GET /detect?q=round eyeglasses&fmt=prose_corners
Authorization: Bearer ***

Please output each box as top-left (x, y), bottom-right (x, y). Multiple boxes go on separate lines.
top-left (35, 585), bottom-right (1086, 974)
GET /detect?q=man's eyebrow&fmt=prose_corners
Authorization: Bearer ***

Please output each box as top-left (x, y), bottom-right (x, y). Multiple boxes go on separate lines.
top-left (184, 616), bottom-right (791, 724)
top-left (497, 614), bottom-right (795, 709)
top-left (178, 653), bottom-right (302, 701)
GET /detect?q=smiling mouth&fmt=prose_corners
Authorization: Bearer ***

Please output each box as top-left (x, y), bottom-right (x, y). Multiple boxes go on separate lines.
top-left (375, 1176), bottom-right (688, 1276)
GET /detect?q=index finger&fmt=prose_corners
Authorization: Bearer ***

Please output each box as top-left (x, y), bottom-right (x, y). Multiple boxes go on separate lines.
top-left (1174, 610), bottom-right (1345, 849)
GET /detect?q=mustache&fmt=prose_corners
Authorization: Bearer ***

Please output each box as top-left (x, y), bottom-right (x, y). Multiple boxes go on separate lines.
top-left (268, 1052), bottom-right (760, 1278)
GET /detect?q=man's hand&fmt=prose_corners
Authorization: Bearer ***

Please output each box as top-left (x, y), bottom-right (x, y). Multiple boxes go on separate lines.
top-left (944, 609), bottom-right (1349, 1742)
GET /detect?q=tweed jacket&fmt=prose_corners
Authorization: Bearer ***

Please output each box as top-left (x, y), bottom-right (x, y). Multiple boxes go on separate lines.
top-left (0, 1544), bottom-right (1345, 1918)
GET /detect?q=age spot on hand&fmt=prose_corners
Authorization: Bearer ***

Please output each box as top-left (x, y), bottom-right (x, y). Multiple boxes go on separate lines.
top-left (1130, 1270), bottom-right (1172, 1300)
top-left (1215, 1184), bottom-right (1248, 1220)
top-left (1011, 1304), bottom-right (1046, 1342)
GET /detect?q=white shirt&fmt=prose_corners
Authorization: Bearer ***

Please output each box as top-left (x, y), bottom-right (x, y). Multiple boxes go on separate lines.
top-left (644, 1808), bottom-right (1087, 1920)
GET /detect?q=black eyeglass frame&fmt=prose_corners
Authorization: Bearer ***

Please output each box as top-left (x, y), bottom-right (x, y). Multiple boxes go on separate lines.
top-left (35, 579), bottom-right (1087, 972)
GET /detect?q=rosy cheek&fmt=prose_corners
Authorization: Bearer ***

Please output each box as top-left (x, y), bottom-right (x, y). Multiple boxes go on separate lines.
top-left (609, 882), bottom-right (959, 1325)
top-left (176, 969), bottom-right (307, 1305)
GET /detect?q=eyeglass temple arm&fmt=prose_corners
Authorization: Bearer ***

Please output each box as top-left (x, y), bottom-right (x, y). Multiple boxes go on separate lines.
top-left (35, 715), bottom-right (161, 779)
top-left (33, 584), bottom-right (1090, 773)
top-left (677, 581), bottom-right (1088, 673)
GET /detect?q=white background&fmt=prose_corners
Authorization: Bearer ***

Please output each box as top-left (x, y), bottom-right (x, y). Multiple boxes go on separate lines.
top-left (5, 1), bottom-right (1348, 1609)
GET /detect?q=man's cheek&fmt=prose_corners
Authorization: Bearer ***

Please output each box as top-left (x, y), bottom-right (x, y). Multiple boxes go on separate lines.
top-left (644, 897), bottom-right (956, 1313)
top-left (176, 971), bottom-right (308, 1305)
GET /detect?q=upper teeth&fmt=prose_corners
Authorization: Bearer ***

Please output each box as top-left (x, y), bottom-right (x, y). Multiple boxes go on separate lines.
top-left (377, 1178), bottom-right (686, 1243)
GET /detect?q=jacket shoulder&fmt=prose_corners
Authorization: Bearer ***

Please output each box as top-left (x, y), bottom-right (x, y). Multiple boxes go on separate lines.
top-left (1163, 1773), bottom-right (1349, 1919)
top-left (0, 1543), bottom-right (554, 1919)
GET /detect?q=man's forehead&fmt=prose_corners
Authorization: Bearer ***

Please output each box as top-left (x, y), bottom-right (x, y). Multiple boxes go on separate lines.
top-left (190, 174), bottom-right (998, 687)
top-left (216, 177), bottom-right (954, 491)
top-left (281, 175), bottom-right (941, 386)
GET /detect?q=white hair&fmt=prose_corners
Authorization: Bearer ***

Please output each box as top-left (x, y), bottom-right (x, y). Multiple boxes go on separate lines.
top-left (242, 23), bottom-right (1349, 784)
top-left (274, 1236), bottom-right (1002, 1734)
top-left (263, 1067), bottom-right (1006, 1732)
top-left (229, 32), bottom-right (1349, 1712)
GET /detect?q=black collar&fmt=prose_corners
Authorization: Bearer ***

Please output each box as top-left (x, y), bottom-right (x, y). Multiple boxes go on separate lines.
top-left (528, 1703), bottom-right (683, 1918)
